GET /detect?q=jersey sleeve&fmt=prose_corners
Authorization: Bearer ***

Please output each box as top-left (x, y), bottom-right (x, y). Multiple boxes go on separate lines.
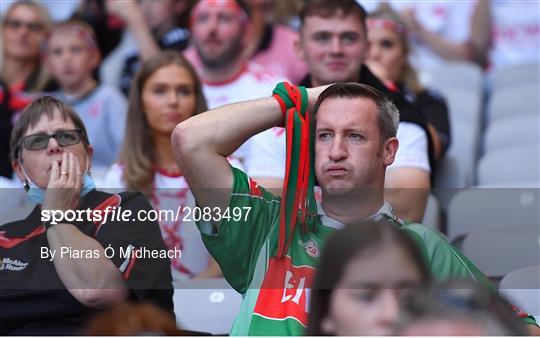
top-left (388, 122), bottom-right (431, 172)
top-left (94, 191), bottom-right (174, 314)
top-left (403, 223), bottom-right (538, 326)
top-left (196, 166), bottom-right (281, 294)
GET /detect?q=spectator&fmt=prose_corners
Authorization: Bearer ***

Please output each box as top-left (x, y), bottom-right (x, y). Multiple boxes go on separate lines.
top-left (45, 20), bottom-right (127, 177)
top-left (171, 82), bottom-right (536, 335)
top-left (361, 1), bottom-right (490, 72)
top-left (1, 0), bottom-right (55, 93)
top-left (1, 1), bottom-right (55, 179)
top-left (398, 280), bottom-right (529, 336)
top-left (103, 51), bottom-right (232, 279)
top-left (488, 1), bottom-right (539, 70)
top-left (71, 0), bottom-right (124, 62)
top-left (306, 219), bottom-right (430, 336)
top-left (0, 79), bottom-right (18, 179)
top-left (366, 7), bottom-right (451, 161)
top-left (293, 0), bottom-right (431, 222)
top-left (243, 0), bottom-right (308, 83)
top-left (184, 0), bottom-right (289, 190)
top-left (2, 0), bottom-right (80, 23)
top-left (1, 96), bottom-right (173, 335)
top-left (104, 0), bottom-right (190, 95)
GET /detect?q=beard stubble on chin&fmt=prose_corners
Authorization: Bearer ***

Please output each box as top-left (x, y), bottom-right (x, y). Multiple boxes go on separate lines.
top-left (198, 37), bottom-right (243, 70)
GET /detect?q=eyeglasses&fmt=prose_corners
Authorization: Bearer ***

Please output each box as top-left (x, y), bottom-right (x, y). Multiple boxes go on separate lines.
top-left (4, 19), bottom-right (45, 33)
top-left (19, 130), bottom-right (83, 151)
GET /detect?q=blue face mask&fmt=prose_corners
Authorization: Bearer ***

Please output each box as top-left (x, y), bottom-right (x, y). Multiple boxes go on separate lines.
top-left (21, 163), bottom-right (96, 205)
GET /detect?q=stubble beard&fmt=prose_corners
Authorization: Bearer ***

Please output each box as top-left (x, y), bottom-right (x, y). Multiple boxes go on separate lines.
top-left (197, 38), bottom-right (243, 70)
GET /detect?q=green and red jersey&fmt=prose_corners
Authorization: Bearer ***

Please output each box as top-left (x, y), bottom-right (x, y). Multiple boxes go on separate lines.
top-left (197, 167), bottom-right (537, 335)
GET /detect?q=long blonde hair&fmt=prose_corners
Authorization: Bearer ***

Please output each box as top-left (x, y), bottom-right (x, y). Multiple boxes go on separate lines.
top-left (120, 51), bottom-right (207, 195)
top-left (1, 0), bottom-right (52, 92)
top-left (369, 6), bottom-right (423, 94)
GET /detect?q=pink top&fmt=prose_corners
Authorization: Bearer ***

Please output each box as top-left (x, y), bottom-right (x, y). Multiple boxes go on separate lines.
top-left (184, 25), bottom-right (308, 84)
top-left (250, 25), bottom-right (308, 84)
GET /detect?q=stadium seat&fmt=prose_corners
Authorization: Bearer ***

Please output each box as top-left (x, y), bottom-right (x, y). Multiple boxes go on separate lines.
top-left (439, 88), bottom-right (482, 129)
top-left (499, 265), bottom-right (540, 319)
top-left (483, 114), bottom-right (540, 153)
top-left (447, 188), bottom-right (539, 241)
top-left (487, 83), bottom-right (540, 124)
top-left (492, 62), bottom-right (540, 92)
top-left (433, 120), bottom-right (478, 209)
top-left (173, 278), bottom-right (242, 335)
top-left (422, 61), bottom-right (484, 96)
top-left (477, 145), bottom-right (540, 185)
top-left (421, 193), bottom-right (442, 230)
top-left (461, 225), bottom-right (540, 278)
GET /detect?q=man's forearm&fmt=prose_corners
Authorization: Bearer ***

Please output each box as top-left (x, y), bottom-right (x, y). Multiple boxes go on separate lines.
top-left (172, 96), bottom-right (283, 211)
top-left (174, 97), bottom-right (283, 157)
top-left (47, 224), bottom-right (128, 308)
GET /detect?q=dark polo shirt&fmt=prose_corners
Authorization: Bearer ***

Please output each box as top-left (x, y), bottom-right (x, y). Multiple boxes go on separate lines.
top-left (0, 189), bottom-right (173, 335)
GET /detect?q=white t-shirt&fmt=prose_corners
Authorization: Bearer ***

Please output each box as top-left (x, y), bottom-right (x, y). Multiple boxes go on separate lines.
top-left (184, 48), bottom-right (288, 179)
top-left (489, 1), bottom-right (540, 70)
top-left (390, 122), bottom-right (430, 172)
top-left (102, 158), bottom-right (242, 280)
top-left (361, 0), bottom-right (476, 71)
top-left (248, 121), bottom-right (430, 179)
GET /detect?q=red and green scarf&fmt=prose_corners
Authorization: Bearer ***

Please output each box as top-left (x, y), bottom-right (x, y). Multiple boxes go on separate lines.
top-left (272, 82), bottom-right (318, 258)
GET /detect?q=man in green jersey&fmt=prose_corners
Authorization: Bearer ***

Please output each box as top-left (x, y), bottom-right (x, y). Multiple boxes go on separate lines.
top-left (171, 83), bottom-right (538, 335)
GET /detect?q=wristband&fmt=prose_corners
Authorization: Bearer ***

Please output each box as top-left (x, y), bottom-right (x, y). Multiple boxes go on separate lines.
top-left (272, 82), bottom-right (308, 120)
top-left (43, 219), bottom-right (58, 230)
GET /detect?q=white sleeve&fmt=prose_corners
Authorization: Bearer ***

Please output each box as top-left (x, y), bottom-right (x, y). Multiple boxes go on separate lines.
top-left (388, 122), bottom-right (431, 172)
top-left (244, 127), bottom-right (286, 179)
top-left (227, 156), bottom-right (246, 172)
top-left (100, 163), bottom-right (128, 189)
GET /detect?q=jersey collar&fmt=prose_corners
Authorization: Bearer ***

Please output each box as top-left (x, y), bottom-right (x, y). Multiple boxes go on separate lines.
top-left (317, 201), bottom-right (403, 229)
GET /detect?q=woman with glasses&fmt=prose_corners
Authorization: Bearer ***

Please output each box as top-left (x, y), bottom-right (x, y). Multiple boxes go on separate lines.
top-left (306, 219), bottom-right (430, 336)
top-left (0, 96), bottom-right (173, 335)
top-left (1, 0), bottom-right (55, 93)
top-left (1, 0), bottom-right (55, 181)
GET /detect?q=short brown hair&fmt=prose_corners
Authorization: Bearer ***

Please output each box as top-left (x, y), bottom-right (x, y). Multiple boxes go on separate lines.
top-left (314, 82), bottom-right (399, 141)
top-left (10, 96), bottom-right (90, 162)
top-left (300, 0), bottom-right (367, 33)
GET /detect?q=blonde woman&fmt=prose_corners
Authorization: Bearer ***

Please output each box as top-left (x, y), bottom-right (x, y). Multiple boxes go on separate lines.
top-left (366, 7), bottom-right (451, 161)
top-left (103, 51), bottom-right (240, 279)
